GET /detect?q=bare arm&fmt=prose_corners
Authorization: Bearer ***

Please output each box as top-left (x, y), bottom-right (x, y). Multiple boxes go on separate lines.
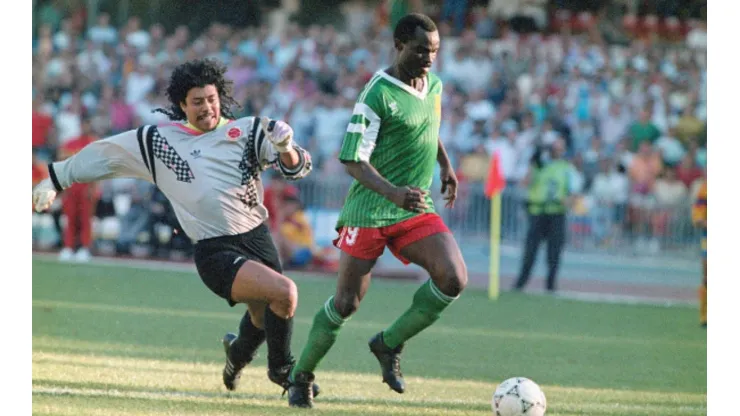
top-left (436, 138), bottom-right (459, 208)
top-left (437, 138), bottom-right (452, 170)
top-left (343, 160), bottom-right (428, 213)
top-left (343, 160), bottom-right (398, 200)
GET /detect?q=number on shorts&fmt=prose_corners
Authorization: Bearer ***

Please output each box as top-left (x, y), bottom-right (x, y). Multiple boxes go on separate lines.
top-left (345, 227), bottom-right (359, 246)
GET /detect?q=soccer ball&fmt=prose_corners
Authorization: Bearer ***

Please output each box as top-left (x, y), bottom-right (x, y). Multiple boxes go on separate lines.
top-left (492, 377), bottom-right (547, 416)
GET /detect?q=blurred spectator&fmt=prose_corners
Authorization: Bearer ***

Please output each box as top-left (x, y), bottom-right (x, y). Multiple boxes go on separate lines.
top-left (489, 0), bottom-right (547, 33)
top-left (32, 151), bottom-right (48, 188)
top-left (628, 108), bottom-right (662, 152)
top-left (589, 158), bottom-right (629, 245)
top-left (37, 0), bottom-right (63, 33)
top-left (53, 18), bottom-right (76, 51)
top-left (124, 17), bottom-right (151, 51)
top-left (441, 0), bottom-right (469, 35)
top-left (87, 12), bottom-right (117, 45)
top-left (675, 104), bottom-right (704, 146)
top-left (117, 181), bottom-right (156, 254)
top-left (32, 95), bottom-right (56, 157)
top-left (226, 55), bottom-right (257, 90)
top-left (628, 141), bottom-right (663, 252)
top-left (125, 62), bottom-right (156, 105)
top-left (34, 24), bottom-right (55, 58)
top-left (675, 150), bottom-right (703, 188)
top-left (569, 154), bottom-right (590, 246)
top-left (570, 154), bottom-right (586, 195)
top-left (58, 119), bottom-right (98, 262)
top-left (466, 89), bottom-right (496, 122)
top-left (654, 126), bottom-right (685, 165)
top-left (77, 40), bottom-right (113, 79)
top-left (471, 6), bottom-right (497, 39)
top-left (30, 1), bottom-right (707, 257)
top-left (599, 101), bottom-right (631, 149)
top-left (686, 19), bottom-right (707, 50)
top-left (581, 136), bottom-right (602, 185)
top-left (264, 173), bottom-right (299, 231)
top-left (651, 166), bottom-right (688, 251)
top-left (108, 86), bottom-right (136, 134)
top-left (458, 144), bottom-right (490, 183)
top-left (389, 0), bottom-right (424, 31)
top-left (55, 93), bottom-right (83, 145)
top-left (628, 142), bottom-right (663, 197)
top-left (486, 127), bottom-right (520, 185)
top-left (613, 137), bottom-right (634, 172)
top-left (134, 90), bottom-right (170, 125)
top-left (277, 195), bottom-right (316, 268)
top-left (691, 172), bottom-right (707, 327)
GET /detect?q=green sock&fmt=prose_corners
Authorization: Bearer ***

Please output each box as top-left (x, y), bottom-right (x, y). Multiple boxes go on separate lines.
top-left (290, 296), bottom-right (347, 379)
top-left (382, 279), bottom-right (458, 349)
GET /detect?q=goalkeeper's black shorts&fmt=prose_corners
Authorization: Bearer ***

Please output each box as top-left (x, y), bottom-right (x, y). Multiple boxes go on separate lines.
top-left (193, 222), bottom-right (282, 307)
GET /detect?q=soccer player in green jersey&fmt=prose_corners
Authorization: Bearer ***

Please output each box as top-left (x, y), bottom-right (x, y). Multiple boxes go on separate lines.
top-left (287, 13), bottom-right (467, 408)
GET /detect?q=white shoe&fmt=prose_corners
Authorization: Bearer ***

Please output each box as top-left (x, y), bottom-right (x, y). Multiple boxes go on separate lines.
top-left (75, 248), bottom-right (92, 262)
top-left (635, 237), bottom-right (647, 254)
top-left (59, 248), bottom-right (74, 262)
top-left (648, 238), bottom-right (660, 254)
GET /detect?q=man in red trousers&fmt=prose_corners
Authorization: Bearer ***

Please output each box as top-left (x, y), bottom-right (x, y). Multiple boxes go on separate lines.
top-left (58, 118), bottom-right (98, 262)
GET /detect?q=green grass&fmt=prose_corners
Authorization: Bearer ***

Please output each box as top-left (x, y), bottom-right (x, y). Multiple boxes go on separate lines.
top-left (32, 259), bottom-right (707, 415)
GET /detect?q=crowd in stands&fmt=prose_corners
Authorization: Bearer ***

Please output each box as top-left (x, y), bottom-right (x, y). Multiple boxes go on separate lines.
top-left (32, 0), bottom-right (707, 263)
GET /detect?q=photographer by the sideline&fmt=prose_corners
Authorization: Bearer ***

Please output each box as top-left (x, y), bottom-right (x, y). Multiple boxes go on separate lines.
top-left (513, 138), bottom-right (575, 293)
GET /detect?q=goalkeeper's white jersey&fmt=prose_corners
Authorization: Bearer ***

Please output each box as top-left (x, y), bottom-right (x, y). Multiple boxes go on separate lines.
top-left (48, 116), bottom-right (312, 241)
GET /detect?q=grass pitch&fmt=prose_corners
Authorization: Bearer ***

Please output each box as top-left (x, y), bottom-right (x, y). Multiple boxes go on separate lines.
top-left (32, 259), bottom-right (706, 415)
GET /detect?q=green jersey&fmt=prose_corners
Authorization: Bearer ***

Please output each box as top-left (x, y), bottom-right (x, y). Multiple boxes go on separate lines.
top-left (527, 159), bottom-right (572, 215)
top-left (337, 70), bottom-right (443, 228)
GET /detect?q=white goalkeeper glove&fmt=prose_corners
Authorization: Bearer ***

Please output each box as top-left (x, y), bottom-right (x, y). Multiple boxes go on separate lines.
top-left (33, 178), bottom-right (58, 213)
top-left (261, 118), bottom-right (294, 153)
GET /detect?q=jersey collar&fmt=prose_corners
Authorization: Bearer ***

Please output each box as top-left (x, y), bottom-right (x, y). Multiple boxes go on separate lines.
top-left (183, 117), bottom-right (231, 134)
top-left (377, 70), bottom-right (429, 100)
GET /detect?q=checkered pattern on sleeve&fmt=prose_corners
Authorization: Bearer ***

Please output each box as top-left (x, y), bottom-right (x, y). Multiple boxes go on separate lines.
top-left (237, 118), bottom-right (264, 208)
top-left (151, 128), bottom-right (195, 183)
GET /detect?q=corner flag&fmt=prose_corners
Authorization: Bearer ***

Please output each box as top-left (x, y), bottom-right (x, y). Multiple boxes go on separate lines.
top-left (484, 151), bottom-right (506, 299)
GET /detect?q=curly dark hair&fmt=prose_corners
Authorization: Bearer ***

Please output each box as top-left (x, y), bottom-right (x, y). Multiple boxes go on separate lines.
top-left (154, 58), bottom-right (239, 121)
top-left (393, 13), bottom-right (437, 44)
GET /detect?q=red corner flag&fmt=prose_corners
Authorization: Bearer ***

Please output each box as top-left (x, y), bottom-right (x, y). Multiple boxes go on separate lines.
top-left (484, 151), bottom-right (506, 199)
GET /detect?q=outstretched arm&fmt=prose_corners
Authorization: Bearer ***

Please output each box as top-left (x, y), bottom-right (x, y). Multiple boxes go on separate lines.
top-left (34, 127), bottom-right (154, 212)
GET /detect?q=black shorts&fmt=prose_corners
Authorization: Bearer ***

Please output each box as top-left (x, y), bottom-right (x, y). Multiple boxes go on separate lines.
top-left (193, 223), bottom-right (282, 307)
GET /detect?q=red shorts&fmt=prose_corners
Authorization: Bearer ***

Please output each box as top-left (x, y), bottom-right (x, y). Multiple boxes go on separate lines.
top-left (333, 213), bottom-right (450, 264)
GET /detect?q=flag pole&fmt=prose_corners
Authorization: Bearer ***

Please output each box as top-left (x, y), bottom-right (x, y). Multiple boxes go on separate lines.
top-left (488, 191), bottom-right (501, 299)
top-left (484, 151), bottom-right (504, 300)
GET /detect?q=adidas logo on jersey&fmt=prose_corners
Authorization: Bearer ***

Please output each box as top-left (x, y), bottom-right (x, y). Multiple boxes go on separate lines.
top-left (190, 149), bottom-right (202, 159)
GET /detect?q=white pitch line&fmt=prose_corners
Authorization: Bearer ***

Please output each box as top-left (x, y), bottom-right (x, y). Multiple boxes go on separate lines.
top-left (32, 386), bottom-right (706, 414)
top-left (32, 253), bottom-right (198, 274)
top-left (32, 253), bottom-right (694, 307)
top-left (545, 290), bottom-right (697, 307)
